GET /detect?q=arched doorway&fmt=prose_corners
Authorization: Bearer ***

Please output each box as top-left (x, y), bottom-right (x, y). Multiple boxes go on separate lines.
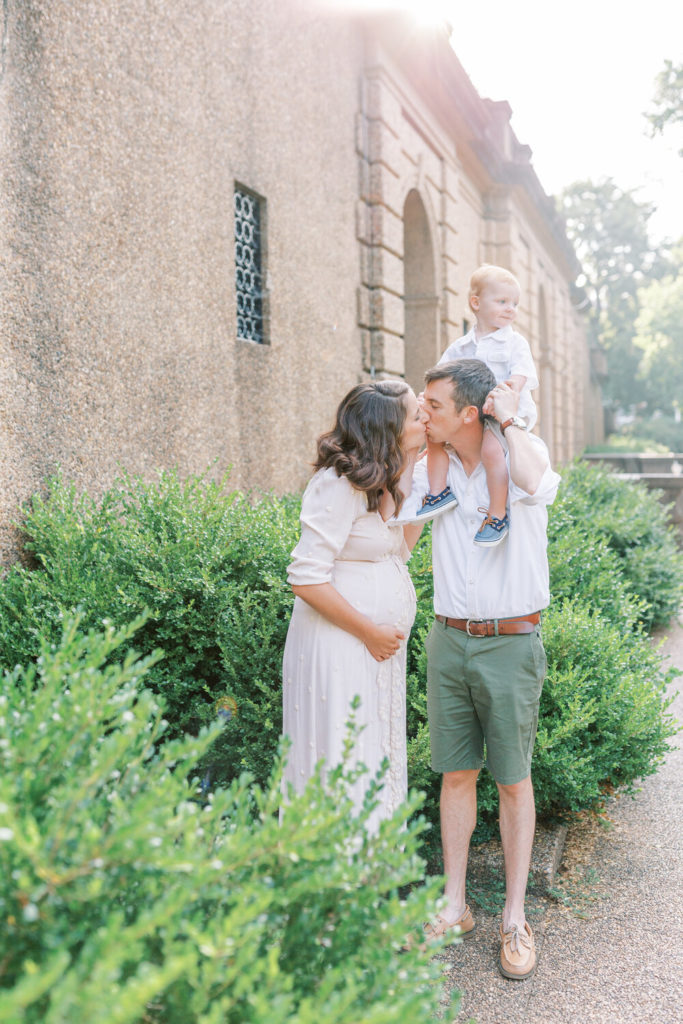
top-left (403, 190), bottom-right (439, 393)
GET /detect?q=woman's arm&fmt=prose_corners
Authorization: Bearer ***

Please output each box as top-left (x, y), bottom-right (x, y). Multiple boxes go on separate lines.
top-left (376, 451), bottom-right (425, 550)
top-left (291, 583), bottom-right (405, 662)
top-left (395, 450), bottom-right (426, 551)
top-left (402, 521), bottom-right (425, 551)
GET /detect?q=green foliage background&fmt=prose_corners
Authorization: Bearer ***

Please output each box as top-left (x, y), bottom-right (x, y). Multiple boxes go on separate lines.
top-left (0, 620), bottom-right (455, 1023)
top-left (0, 459), bottom-right (679, 853)
top-left (559, 173), bottom-right (682, 433)
top-left (0, 458), bottom-right (680, 1018)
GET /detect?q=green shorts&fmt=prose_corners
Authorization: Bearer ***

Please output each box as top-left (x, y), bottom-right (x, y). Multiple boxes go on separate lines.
top-left (426, 617), bottom-right (546, 785)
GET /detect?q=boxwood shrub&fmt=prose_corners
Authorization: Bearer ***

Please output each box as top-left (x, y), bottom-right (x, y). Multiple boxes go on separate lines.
top-left (0, 460), bottom-right (679, 852)
top-left (0, 620), bottom-right (456, 1023)
top-left (0, 469), bottom-right (299, 788)
top-left (548, 460), bottom-right (683, 629)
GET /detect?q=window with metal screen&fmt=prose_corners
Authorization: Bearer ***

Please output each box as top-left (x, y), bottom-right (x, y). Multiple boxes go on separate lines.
top-left (234, 186), bottom-right (265, 343)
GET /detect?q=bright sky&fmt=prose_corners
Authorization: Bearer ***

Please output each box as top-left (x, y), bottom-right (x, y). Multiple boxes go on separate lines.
top-left (326, 0), bottom-right (683, 245)
top-left (446, 1), bottom-right (683, 245)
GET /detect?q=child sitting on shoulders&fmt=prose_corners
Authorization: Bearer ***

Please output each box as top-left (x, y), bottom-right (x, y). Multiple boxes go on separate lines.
top-left (415, 264), bottom-right (538, 546)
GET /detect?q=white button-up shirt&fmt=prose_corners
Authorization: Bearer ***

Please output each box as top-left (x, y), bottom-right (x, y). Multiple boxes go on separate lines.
top-left (439, 326), bottom-right (539, 429)
top-left (408, 436), bottom-right (560, 619)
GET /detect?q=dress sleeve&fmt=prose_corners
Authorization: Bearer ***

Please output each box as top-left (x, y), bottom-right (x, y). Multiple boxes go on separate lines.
top-left (508, 332), bottom-right (539, 391)
top-left (287, 469), bottom-right (362, 586)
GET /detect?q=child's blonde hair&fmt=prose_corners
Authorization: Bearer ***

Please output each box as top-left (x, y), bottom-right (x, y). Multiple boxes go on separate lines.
top-left (468, 264), bottom-right (520, 313)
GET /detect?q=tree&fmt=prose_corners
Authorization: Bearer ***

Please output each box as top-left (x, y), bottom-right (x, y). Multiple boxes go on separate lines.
top-left (646, 60), bottom-right (683, 155)
top-left (559, 178), bottom-right (667, 412)
top-left (634, 246), bottom-right (683, 418)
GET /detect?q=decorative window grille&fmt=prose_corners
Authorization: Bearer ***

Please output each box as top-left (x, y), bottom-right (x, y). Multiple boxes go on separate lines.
top-left (234, 186), bottom-right (265, 343)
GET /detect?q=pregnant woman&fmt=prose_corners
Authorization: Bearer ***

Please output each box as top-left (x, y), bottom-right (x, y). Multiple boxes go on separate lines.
top-left (282, 379), bottom-right (426, 833)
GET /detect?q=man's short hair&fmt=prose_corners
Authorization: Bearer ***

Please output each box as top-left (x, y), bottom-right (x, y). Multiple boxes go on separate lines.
top-left (424, 359), bottom-right (496, 419)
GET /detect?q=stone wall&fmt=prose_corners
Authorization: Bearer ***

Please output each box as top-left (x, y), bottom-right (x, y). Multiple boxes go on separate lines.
top-left (0, 0), bottom-right (368, 561)
top-left (0, 3), bottom-right (601, 563)
top-left (355, 17), bottom-right (602, 465)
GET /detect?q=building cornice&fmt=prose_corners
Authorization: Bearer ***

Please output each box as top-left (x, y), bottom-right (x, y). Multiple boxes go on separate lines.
top-left (361, 14), bottom-right (581, 278)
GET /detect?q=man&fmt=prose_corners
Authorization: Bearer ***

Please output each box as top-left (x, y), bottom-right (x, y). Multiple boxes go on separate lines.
top-left (409, 358), bottom-right (560, 980)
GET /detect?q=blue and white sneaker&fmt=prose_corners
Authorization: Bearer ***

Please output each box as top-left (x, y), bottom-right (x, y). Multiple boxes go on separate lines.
top-left (474, 511), bottom-right (509, 546)
top-left (405, 486), bottom-right (458, 524)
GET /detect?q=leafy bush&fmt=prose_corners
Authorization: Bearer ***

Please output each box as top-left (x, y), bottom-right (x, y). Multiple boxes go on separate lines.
top-left (0, 620), bottom-right (458, 1023)
top-left (0, 469), bottom-right (300, 787)
top-left (0, 459), bottom-right (680, 859)
top-left (604, 414), bottom-right (683, 453)
top-left (532, 600), bottom-right (677, 812)
top-left (584, 436), bottom-right (671, 454)
top-left (405, 524), bottom-right (679, 847)
top-left (547, 514), bottom-right (645, 628)
top-left (404, 460), bottom-right (682, 845)
top-left (549, 460), bottom-right (683, 629)
top-left (466, 598), bottom-right (678, 835)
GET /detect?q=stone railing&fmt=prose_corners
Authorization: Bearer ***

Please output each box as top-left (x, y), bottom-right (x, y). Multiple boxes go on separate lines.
top-left (581, 453), bottom-right (683, 539)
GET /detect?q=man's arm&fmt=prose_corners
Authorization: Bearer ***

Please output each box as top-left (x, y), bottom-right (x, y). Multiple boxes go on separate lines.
top-left (488, 382), bottom-right (548, 495)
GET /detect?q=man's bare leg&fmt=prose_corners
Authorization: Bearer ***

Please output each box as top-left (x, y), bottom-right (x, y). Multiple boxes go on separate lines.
top-left (440, 768), bottom-right (479, 921)
top-left (497, 775), bottom-right (535, 930)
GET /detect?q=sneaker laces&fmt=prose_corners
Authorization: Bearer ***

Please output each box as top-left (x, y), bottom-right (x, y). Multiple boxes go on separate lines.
top-left (422, 487), bottom-right (451, 508)
top-left (503, 923), bottom-right (531, 953)
top-left (477, 507), bottom-right (507, 533)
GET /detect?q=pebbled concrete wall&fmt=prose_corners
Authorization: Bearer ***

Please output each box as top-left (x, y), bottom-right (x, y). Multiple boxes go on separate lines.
top-left (0, 3), bottom-right (598, 564)
top-left (0, 0), bottom-right (363, 562)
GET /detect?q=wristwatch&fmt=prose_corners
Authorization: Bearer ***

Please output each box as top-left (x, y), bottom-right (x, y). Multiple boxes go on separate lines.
top-left (501, 416), bottom-right (527, 433)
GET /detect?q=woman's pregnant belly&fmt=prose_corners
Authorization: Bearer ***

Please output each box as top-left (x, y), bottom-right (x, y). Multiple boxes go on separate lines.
top-left (331, 558), bottom-right (417, 634)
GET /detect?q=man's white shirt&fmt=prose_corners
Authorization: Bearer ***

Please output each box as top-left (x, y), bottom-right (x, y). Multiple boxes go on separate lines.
top-left (406, 437), bottom-right (560, 620)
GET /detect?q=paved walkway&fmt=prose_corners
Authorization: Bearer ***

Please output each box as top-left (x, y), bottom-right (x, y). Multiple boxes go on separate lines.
top-left (438, 618), bottom-right (683, 1024)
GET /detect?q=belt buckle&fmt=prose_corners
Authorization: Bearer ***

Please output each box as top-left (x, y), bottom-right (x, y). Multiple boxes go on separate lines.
top-left (466, 618), bottom-right (483, 637)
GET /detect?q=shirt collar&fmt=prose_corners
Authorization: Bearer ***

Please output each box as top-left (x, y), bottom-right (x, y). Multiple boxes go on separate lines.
top-left (448, 448), bottom-right (486, 480)
top-left (474, 324), bottom-right (514, 343)
top-left (453, 328), bottom-right (477, 350)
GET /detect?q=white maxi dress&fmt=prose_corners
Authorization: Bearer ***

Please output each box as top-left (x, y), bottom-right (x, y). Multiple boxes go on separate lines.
top-left (282, 467), bottom-right (417, 833)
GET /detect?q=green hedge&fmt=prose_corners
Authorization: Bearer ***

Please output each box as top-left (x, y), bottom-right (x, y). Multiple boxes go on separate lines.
top-left (548, 460), bottom-right (683, 630)
top-left (0, 470), bottom-right (299, 788)
top-left (0, 462), bottom-right (680, 852)
top-left (533, 601), bottom-right (676, 809)
top-left (0, 620), bottom-right (457, 1023)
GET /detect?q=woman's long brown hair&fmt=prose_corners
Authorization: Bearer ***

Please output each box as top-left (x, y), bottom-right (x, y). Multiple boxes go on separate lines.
top-left (314, 380), bottom-right (410, 512)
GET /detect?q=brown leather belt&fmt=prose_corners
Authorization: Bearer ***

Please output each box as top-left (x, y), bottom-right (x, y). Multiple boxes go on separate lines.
top-left (435, 612), bottom-right (540, 637)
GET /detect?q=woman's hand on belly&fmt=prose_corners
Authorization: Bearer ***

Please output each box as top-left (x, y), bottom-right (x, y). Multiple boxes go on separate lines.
top-left (362, 622), bottom-right (406, 662)
top-left (291, 581), bottom-right (404, 662)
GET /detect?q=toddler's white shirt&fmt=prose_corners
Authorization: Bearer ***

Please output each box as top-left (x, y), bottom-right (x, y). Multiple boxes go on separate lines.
top-left (439, 326), bottom-right (539, 429)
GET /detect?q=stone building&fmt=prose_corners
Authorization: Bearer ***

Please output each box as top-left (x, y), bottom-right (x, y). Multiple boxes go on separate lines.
top-left (0, 1), bottom-right (602, 562)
